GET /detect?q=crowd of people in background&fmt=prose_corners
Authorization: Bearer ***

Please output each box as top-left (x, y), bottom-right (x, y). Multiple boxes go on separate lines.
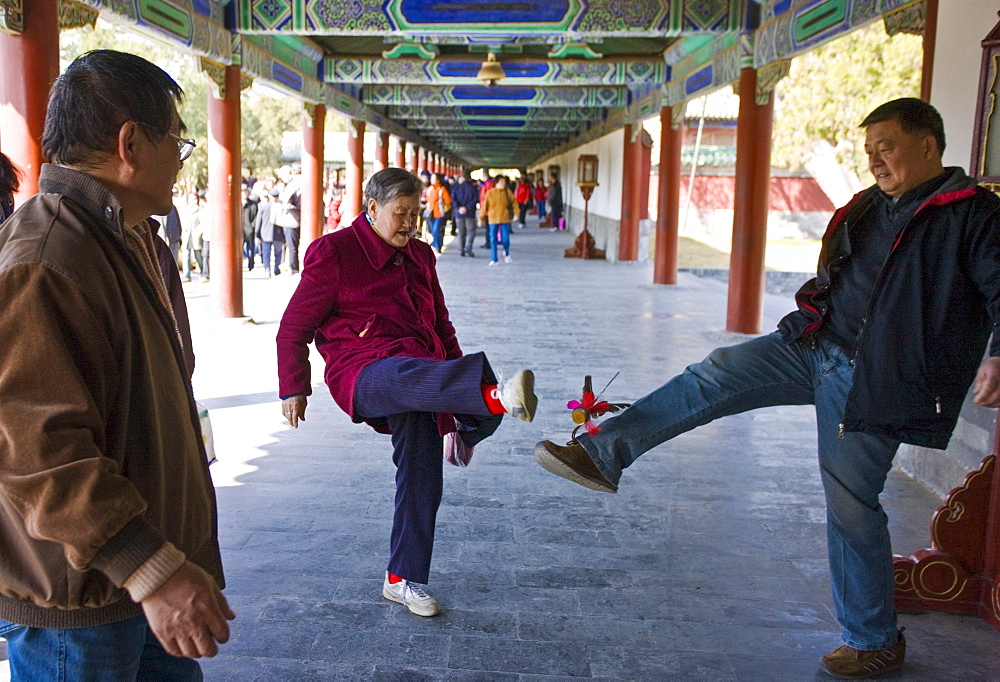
top-left (408, 167), bottom-right (565, 266)
top-left (136, 161), bottom-right (568, 282)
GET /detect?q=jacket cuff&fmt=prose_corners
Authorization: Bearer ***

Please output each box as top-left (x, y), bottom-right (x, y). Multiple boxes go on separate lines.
top-left (88, 516), bottom-right (168, 588)
top-left (123, 542), bottom-right (187, 602)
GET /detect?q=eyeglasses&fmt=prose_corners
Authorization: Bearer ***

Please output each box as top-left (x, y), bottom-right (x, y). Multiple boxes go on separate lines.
top-left (135, 121), bottom-right (196, 162)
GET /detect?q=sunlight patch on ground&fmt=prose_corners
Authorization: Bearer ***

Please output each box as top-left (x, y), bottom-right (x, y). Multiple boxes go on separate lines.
top-left (677, 235), bottom-right (821, 272)
top-left (206, 403), bottom-right (281, 488)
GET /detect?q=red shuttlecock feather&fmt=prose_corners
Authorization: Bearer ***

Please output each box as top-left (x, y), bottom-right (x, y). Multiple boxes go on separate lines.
top-left (567, 392), bottom-right (612, 435)
top-left (566, 374), bottom-right (631, 437)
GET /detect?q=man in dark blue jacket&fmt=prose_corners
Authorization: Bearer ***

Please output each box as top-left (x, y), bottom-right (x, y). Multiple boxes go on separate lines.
top-left (451, 172), bottom-right (479, 256)
top-left (534, 98), bottom-right (1000, 679)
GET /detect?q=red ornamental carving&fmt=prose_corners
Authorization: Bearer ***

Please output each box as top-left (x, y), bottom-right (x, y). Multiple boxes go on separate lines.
top-left (893, 454), bottom-right (1000, 629)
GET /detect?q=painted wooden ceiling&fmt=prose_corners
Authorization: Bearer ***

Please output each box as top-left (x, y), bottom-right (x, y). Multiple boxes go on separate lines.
top-left (47, 0), bottom-right (926, 168)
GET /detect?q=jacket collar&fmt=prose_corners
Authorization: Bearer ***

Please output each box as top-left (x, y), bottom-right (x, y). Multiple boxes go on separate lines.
top-left (38, 164), bottom-right (128, 242)
top-left (351, 210), bottom-right (415, 269)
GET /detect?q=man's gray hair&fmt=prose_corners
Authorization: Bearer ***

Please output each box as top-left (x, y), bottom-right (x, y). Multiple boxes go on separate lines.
top-left (365, 168), bottom-right (423, 205)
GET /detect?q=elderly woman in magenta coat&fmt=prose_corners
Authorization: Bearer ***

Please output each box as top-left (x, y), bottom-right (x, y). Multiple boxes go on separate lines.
top-left (277, 168), bottom-right (537, 617)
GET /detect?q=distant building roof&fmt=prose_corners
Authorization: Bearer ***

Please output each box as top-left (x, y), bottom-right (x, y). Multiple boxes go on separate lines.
top-left (684, 86), bottom-right (739, 121)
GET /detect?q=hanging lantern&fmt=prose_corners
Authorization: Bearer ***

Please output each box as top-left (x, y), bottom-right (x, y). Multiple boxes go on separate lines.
top-left (577, 154), bottom-right (599, 187)
top-left (476, 52), bottom-right (505, 87)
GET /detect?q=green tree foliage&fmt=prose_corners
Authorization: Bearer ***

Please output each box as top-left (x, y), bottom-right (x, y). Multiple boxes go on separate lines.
top-left (60, 19), bottom-right (317, 189)
top-left (240, 88), bottom-right (303, 178)
top-left (772, 23), bottom-right (923, 182)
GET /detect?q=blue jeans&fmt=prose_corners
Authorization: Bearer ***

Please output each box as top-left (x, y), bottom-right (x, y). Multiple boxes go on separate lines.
top-left (0, 613), bottom-right (202, 681)
top-left (537, 199), bottom-right (546, 220)
top-left (577, 332), bottom-right (900, 650)
top-left (181, 248), bottom-right (202, 280)
top-left (261, 241), bottom-right (283, 275)
top-left (488, 223), bottom-right (511, 263)
top-left (429, 217), bottom-right (445, 252)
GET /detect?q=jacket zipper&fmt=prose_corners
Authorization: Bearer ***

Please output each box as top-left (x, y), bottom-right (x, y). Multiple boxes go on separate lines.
top-left (839, 208), bottom-right (908, 439)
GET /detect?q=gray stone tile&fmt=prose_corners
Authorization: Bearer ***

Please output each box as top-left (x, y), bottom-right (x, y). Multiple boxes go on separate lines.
top-left (589, 645), bottom-right (737, 680)
top-left (311, 627), bottom-right (450, 668)
top-left (259, 596), bottom-right (392, 629)
top-left (175, 226), bottom-right (1000, 679)
top-left (446, 636), bottom-right (590, 676)
top-left (514, 566), bottom-right (633, 589)
top-left (516, 612), bottom-right (650, 646)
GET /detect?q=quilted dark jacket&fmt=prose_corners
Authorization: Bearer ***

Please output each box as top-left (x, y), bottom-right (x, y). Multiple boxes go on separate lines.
top-left (777, 168), bottom-right (1000, 448)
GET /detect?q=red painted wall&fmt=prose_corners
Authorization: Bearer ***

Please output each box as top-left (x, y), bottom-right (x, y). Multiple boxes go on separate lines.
top-left (649, 173), bottom-right (835, 215)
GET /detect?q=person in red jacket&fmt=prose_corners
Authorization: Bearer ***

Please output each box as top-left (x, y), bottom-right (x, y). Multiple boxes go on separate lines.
top-left (534, 179), bottom-right (548, 225)
top-left (277, 168), bottom-right (537, 617)
top-left (514, 177), bottom-right (532, 228)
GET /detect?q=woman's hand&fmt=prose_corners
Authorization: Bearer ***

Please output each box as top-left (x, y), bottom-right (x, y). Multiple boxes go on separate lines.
top-left (282, 395), bottom-right (307, 428)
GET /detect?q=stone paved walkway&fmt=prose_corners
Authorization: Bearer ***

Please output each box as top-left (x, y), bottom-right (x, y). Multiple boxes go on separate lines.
top-left (5, 218), bottom-right (997, 681)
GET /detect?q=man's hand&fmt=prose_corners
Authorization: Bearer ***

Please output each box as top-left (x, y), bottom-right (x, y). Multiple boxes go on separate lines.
top-left (141, 561), bottom-right (236, 658)
top-left (972, 356), bottom-right (1000, 407)
top-left (282, 394), bottom-right (307, 428)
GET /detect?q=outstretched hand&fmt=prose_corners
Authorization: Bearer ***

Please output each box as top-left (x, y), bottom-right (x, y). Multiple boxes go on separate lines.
top-left (972, 356), bottom-right (1000, 408)
top-left (141, 561), bottom-right (235, 658)
top-left (282, 394), bottom-right (307, 427)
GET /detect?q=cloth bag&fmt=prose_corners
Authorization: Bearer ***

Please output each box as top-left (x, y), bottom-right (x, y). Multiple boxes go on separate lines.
top-left (196, 400), bottom-right (216, 465)
top-left (443, 427), bottom-right (474, 468)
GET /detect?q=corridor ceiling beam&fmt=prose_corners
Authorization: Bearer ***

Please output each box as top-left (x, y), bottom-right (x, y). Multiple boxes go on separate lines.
top-left (364, 85), bottom-right (632, 108)
top-left (236, 0), bottom-right (748, 38)
top-left (324, 57), bottom-right (667, 87)
top-left (60, 0), bottom-right (926, 168)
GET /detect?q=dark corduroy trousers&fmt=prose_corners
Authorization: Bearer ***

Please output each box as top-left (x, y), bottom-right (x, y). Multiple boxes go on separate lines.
top-left (353, 352), bottom-right (502, 583)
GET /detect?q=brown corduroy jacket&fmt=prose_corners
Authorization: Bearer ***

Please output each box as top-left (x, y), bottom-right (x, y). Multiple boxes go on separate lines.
top-left (0, 165), bottom-right (223, 628)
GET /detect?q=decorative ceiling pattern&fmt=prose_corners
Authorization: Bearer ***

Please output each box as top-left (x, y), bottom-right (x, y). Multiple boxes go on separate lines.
top-left (50, 0), bottom-right (926, 168)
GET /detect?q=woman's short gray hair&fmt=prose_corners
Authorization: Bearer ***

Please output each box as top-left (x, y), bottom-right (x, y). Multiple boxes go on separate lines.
top-left (364, 168), bottom-right (423, 205)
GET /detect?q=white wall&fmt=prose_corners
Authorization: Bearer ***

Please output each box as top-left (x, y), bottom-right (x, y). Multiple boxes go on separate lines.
top-left (931, 0), bottom-right (998, 170)
top-left (531, 128), bottom-right (630, 258)
top-left (535, 129), bottom-right (626, 222)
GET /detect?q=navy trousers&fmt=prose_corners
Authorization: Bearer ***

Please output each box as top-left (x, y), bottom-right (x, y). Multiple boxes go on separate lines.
top-left (353, 352), bottom-right (503, 583)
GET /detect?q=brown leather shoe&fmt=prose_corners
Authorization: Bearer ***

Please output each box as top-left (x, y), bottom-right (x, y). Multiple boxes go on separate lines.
top-left (819, 629), bottom-right (905, 679)
top-left (533, 440), bottom-right (617, 493)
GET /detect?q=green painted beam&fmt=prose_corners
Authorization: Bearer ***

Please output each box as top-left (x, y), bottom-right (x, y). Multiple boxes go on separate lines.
top-left (324, 57), bottom-right (667, 87)
top-left (237, 0), bottom-right (748, 38)
top-left (365, 85), bottom-right (630, 108)
top-left (385, 106), bottom-right (606, 121)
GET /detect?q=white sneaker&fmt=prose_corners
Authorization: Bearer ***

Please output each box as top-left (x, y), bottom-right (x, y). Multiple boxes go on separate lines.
top-left (382, 574), bottom-right (441, 617)
top-left (497, 369), bottom-right (537, 422)
top-left (488, 260), bottom-right (498, 267)
top-left (504, 254), bottom-right (512, 264)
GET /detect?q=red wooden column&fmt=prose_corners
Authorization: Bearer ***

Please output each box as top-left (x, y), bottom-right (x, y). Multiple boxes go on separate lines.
top-left (417, 147), bottom-right (427, 175)
top-left (394, 136), bottom-right (405, 168)
top-left (639, 128), bottom-right (652, 221)
top-left (654, 107), bottom-right (683, 285)
top-left (374, 130), bottom-right (389, 173)
top-left (920, 0), bottom-right (939, 102)
top-left (618, 124), bottom-right (642, 261)
top-left (408, 143), bottom-right (418, 174)
top-left (0, 0), bottom-right (59, 204)
top-left (206, 64), bottom-right (243, 318)
top-left (343, 118), bottom-right (365, 225)
top-left (301, 103), bottom-right (325, 251)
top-left (726, 67), bottom-right (774, 334)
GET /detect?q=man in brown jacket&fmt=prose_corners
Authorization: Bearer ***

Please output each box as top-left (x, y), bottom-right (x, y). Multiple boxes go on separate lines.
top-left (0, 50), bottom-right (233, 679)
